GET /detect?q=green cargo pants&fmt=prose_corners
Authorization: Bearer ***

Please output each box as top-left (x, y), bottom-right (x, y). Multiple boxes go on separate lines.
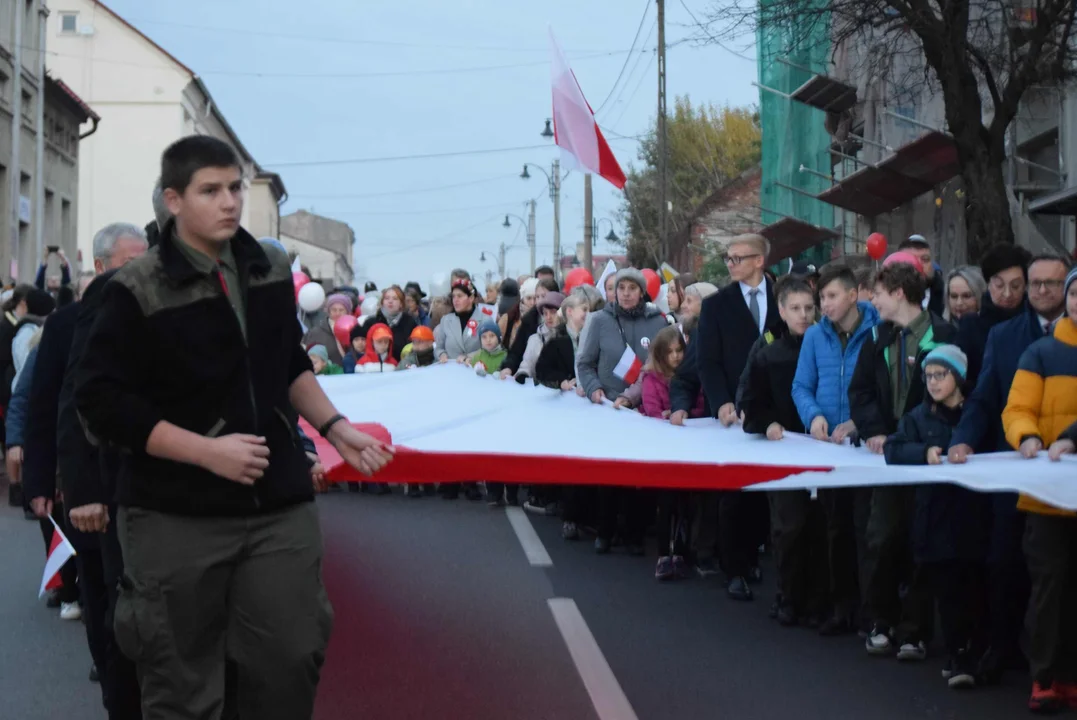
top-left (115, 502), bottom-right (334, 720)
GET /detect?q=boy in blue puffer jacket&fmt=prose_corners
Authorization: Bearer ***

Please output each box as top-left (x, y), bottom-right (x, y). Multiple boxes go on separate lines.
top-left (791, 263), bottom-right (880, 636)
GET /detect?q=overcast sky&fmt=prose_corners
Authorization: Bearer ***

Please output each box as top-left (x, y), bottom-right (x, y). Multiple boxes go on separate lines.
top-left (96, 0), bottom-right (756, 291)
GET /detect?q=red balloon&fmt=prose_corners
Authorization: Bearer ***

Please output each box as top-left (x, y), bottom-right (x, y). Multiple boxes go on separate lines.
top-left (866, 233), bottom-right (888, 260)
top-left (293, 272), bottom-right (310, 301)
top-left (333, 315), bottom-right (358, 348)
top-left (641, 268), bottom-right (661, 300)
top-left (562, 267), bottom-right (594, 294)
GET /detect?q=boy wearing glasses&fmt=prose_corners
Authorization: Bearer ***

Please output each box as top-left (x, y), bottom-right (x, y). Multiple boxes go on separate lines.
top-left (885, 345), bottom-right (989, 689)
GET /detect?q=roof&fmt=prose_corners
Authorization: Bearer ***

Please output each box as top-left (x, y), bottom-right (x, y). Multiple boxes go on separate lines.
top-left (46, 75), bottom-right (100, 122)
top-left (189, 77), bottom-right (258, 167)
top-left (92, 2), bottom-right (265, 174)
top-left (91, 0), bottom-right (194, 76)
top-left (254, 170), bottom-right (287, 201)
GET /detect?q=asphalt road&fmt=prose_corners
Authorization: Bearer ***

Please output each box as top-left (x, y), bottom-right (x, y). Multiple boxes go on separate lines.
top-left (0, 487), bottom-right (1032, 719)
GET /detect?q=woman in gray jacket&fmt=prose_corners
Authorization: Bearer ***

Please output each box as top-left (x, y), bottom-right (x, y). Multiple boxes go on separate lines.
top-left (434, 278), bottom-right (488, 363)
top-left (577, 268), bottom-right (668, 555)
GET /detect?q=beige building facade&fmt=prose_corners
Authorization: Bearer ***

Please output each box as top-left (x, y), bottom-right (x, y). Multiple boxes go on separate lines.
top-left (280, 210), bottom-right (355, 288)
top-left (44, 0), bottom-right (284, 262)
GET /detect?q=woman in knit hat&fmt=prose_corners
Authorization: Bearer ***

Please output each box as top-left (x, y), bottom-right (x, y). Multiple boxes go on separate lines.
top-left (301, 292), bottom-right (353, 365)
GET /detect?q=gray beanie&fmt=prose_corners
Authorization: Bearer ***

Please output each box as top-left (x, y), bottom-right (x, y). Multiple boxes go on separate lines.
top-left (613, 267), bottom-right (647, 296)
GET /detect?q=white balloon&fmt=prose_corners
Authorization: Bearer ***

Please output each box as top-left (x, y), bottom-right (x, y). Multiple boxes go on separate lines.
top-left (429, 272), bottom-right (449, 297)
top-left (360, 296), bottom-right (380, 316)
top-left (297, 282), bottom-right (326, 313)
top-left (356, 314), bottom-right (370, 326)
top-left (655, 284), bottom-right (671, 315)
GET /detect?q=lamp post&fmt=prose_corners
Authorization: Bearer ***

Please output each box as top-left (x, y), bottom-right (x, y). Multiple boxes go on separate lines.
top-left (592, 218), bottom-right (620, 245)
top-left (521, 159), bottom-right (561, 281)
top-left (502, 203), bottom-right (536, 274)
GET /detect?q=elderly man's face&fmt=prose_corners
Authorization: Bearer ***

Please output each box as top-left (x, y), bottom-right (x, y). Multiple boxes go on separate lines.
top-left (101, 235), bottom-right (149, 273)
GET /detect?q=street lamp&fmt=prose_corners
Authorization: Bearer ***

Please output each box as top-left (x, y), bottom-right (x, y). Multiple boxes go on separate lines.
top-left (540, 118), bottom-right (554, 139)
top-left (593, 217), bottom-right (620, 245)
top-left (521, 161), bottom-right (561, 280)
top-left (502, 208), bottom-right (536, 274)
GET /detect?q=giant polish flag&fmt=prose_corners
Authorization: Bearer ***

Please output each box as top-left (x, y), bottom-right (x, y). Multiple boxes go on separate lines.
top-left (550, 30), bottom-right (627, 189)
top-left (40, 516), bottom-right (76, 598)
top-left (304, 366), bottom-right (1077, 511)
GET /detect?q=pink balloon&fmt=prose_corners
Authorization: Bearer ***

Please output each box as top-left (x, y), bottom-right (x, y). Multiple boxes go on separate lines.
top-left (293, 272), bottom-right (310, 301)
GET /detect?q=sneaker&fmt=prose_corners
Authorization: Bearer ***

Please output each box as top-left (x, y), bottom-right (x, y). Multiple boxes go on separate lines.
top-left (60, 602), bottom-right (82, 621)
top-left (561, 522), bottom-right (579, 541)
top-left (594, 537), bottom-right (611, 554)
top-left (671, 555), bottom-right (690, 579)
top-left (523, 499), bottom-right (548, 515)
top-left (768, 593), bottom-right (784, 619)
top-left (656, 556), bottom-right (674, 581)
top-left (946, 652), bottom-right (976, 689)
top-left (776, 604), bottom-right (799, 627)
top-left (897, 639), bottom-right (927, 662)
top-left (1029, 681), bottom-right (1063, 714)
top-left (695, 558), bottom-right (721, 578)
top-left (865, 625), bottom-right (894, 656)
top-left (45, 589), bottom-right (62, 609)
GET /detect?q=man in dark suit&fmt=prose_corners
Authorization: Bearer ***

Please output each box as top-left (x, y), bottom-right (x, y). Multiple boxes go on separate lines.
top-left (25, 222), bottom-right (149, 717)
top-left (670, 233), bottom-right (781, 601)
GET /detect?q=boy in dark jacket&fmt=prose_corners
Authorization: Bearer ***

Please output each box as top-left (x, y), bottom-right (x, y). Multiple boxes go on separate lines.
top-left (742, 277), bottom-right (827, 626)
top-left (885, 344), bottom-right (988, 689)
top-left (849, 261), bottom-right (956, 660)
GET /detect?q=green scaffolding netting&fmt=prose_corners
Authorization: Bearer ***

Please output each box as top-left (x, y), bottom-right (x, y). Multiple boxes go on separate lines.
top-left (757, 0), bottom-right (836, 265)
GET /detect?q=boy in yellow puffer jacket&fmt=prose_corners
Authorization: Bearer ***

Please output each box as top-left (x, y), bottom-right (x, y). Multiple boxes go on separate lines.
top-left (1002, 265), bottom-right (1077, 713)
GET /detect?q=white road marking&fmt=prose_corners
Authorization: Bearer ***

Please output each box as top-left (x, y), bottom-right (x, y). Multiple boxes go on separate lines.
top-left (505, 506), bottom-right (553, 567)
top-left (548, 598), bottom-right (640, 720)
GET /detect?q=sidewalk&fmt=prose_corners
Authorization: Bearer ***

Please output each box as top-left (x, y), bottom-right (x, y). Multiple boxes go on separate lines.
top-left (0, 485), bottom-right (104, 720)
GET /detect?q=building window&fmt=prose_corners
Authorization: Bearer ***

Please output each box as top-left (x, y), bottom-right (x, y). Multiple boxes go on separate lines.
top-left (21, 90), bottom-right (33, 118)
top-left (60, 12), bottom-right (78, 34)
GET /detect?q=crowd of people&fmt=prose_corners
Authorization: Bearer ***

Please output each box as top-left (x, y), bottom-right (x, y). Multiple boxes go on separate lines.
top-left (1, 132), bottom-right (1076, 718)
top-left (310, 233), bottom-right (1076, 713)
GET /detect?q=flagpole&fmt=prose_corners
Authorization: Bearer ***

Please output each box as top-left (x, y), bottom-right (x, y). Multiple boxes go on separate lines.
top-left (583, 174), bottom-right (593, 274)
top-left (552, 158), bottom-right (561, 282)
top-left (656, 0), bottom-right (669, 264)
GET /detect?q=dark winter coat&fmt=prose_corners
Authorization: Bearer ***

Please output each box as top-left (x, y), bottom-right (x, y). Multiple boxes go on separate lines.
top-left (534, 332), bottom-right (577, 390)
top-left (670, 280), bottom-right (780, 416)
top-left (75, 222), bottom-right (314, 517)
top-left (884, 399), bottom-right (990, 563)
top-left (741, 330), bottom-right (806, 435)
top-left (504, 306), bottom-right (540, 374)
top-left (955, 295), bottom-right (1025, 389)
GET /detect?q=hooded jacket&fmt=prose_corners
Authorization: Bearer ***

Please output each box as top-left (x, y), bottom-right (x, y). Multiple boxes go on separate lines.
top-left (577, 302), bottom-right (669, 399)
top-left (355, 323), bottom-right (398, 373)
top-left (742, 329), bottom-right (806, 435)
top-left (792, 301), bottom-right (880, 431)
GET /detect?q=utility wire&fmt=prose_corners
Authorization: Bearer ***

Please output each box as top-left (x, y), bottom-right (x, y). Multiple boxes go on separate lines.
top-left (288, 174), bottom-right (516, 200)
top-left (124, 17), bottom-right (624, 54)
top-left (676, 0), bottom-right (757, 62)
top-left (264, 144), bottom-right (555, 168)
top-left (593, 0), bottom-right (653, 115)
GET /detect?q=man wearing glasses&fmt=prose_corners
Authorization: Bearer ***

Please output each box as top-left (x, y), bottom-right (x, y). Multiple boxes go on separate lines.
top-left (670, 233), bottom-right (779, 602)
top-left (948, 250), bottom-right (1072, 684)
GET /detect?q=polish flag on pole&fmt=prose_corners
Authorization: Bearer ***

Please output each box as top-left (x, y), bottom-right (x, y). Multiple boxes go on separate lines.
top-left (549, 29), bottom-right (627, 190)
top-left (39, 515), bottom-right (76, 598)
top-left (612, 345), bottom-right (643, 385)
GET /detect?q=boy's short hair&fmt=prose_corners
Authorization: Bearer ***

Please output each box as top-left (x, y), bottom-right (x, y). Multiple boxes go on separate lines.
top-left (853, 266), bottom-right (876, 290)
top-left (874, 263), bottom-right (926, 306)
top-left (161, 135), bottom-right (241, 194)
top-left (774, 275), bottom-right (814, 305)
top-left (817, 264), bottom-right (857, 294)
top-left (537, 276), bottom-right (559, 294)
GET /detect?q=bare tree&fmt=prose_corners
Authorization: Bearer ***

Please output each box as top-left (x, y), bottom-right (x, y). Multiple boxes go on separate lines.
top-left (702, 0), bottom-right (1076, 261)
